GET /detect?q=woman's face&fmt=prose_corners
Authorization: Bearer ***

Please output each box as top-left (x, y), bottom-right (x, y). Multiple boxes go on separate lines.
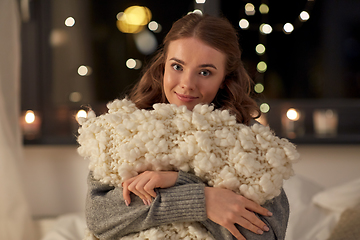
top-left (163, 37), bottom-right (226, 111)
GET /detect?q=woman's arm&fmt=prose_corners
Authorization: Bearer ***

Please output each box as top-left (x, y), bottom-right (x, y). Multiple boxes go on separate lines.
top-left (87, 170), bottom-right (289, 240)
top-left (202, 188), bottom-right (289, 240)
top-left (86, 171), bottom-right (208, 239)
top-left (121, 171), bottom-right (277, 240)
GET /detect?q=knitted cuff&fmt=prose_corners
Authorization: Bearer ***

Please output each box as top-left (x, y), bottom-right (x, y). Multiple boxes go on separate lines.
top-left (151, 183), bottom-right (207, 223)
top-left (176, 171), bottom-right (206, 185)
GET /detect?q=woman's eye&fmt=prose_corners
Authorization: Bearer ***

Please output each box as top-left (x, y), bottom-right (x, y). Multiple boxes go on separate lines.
top-left (172, 64), bottom-right (182, 71)
top-left (200, 70), bottom-right (211, 76)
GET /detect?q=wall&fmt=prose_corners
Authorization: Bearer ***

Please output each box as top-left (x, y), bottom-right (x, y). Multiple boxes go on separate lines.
top-left (21, 144), bottom-right (360, 218)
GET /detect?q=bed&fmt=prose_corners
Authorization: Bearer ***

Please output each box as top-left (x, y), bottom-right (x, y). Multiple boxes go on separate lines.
top-left (36, 174), bottom-right (360, 240)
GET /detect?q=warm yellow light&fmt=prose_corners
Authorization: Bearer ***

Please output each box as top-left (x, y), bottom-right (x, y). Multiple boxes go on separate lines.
top-left (286, 108), bottom-right (300, 121)
top-left (124, 6), bottom-right (151, 26)
top-left (65, 17), bottom-right (75, 27)
top-left (257, 61), bottom-right (267, 73)
top-left (255, 44), bottom-right (266, 55)
top-left (260, 23), bottom-right (272, 34)
top-left (25, 110), bottom-right (35, 124)
top-left (299, 11), bottom-right (310, 21)
top-left (245, 3), bottom-right (255, 16)
top-left (254, 83), bottom-right (264, 93)
top-left (259, 4), bottom-right (269, 14)
top-left (239, 19), bottom-right (249, 29)
top-left (260, 103), bottom-right (270, 113)
top-left (117, 19), bottom-right (143, 34)
top-left (117, 6), bottom-right (151, 34)
top-left (76, 110), bottom-right (87, 121)
top-left (196, 0), bottom-right (206, 3)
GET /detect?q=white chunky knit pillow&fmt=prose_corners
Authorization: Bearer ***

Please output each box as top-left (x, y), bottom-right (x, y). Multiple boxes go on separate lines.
top-left (77, 98), bottom-right (300, 239)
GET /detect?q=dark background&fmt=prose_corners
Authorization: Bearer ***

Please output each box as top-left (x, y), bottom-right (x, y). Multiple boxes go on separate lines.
top-left (20, 0), bottom-right (360, 144)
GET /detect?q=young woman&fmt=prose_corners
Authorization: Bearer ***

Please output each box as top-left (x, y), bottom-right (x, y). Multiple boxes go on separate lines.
top-left (85, 13), bottom-right (289, 240)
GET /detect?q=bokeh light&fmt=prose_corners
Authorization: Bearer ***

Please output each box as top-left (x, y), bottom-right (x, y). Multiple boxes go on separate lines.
top-left (259, 4), bottom-right (269, 14)
top-left (126, 58), bottom-right (136, 69)
top-left (25, 110), bottom-right (35, 124)
top-left (299, 11), bottom-right (310, 22)
top-left (254, 83), bottom-right (264, 93)
top-left (257, 61), bottom-right (267, 73)
top-left (260, 103), bottom-right (270, 113)
top-left (69, 92), bottom-right (82, 102)
top-left (77, 65), bottom-right (92, 76)
top-left (245, 3), bottom-right (255, 16)
top-left (283, 23), bottom-right (294, 34)
top-left (255, 44), bottom-right (266, 55)
top-left (286, 108), bottom-right (300, 121)
top-left (76, 110), bottom-right (87, 122)
top-left (260, 23), bottom-right (272, 34)
top-left (65, 17), bottom-right (75, 27)
top-left (117, 6), bottom-right (152, 34)
top-left (239, 19), bottom-right (249, 29)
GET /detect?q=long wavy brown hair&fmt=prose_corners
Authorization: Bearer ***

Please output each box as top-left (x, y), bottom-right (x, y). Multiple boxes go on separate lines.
top-left (128, 13), bottom-right (260, 125)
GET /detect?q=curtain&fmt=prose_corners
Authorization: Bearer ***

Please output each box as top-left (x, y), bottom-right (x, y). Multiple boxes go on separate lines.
top-left (0, 0), bottom-right (38, 239)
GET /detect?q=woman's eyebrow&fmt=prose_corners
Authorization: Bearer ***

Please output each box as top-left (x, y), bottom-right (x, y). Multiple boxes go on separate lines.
top-left (169, 57), bottom-right (217, 70)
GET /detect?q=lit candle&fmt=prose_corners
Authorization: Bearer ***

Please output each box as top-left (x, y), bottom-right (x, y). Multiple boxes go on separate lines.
top-left (20, 110), bottom-right (41, 140)
top-left (282, 108), bottom-right (305, 139)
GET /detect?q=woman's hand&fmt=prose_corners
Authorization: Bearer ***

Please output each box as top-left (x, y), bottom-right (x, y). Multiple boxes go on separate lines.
top-left (205, 187), bottom-right (272, 240)
top-left (122, 171), bottom-right (178, 206)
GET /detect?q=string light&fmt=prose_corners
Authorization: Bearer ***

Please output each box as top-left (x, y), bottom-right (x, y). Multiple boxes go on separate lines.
top-left (238, 1), bottom-right (316, 96)
top-left (260, 103), bottom-right (270, 113)
top-left (299, 11), bottom-right (310, 21)
top-left (65, 17), bottom-right (75, 27)
top-left (245, 3), bottom-right (256, 16)
top-left (257, 61), bottom-right (267, 73)
top-left (239, 19), bottom-right (250, 29)
top-left (239, 1), bottom-right (315, 35)
top-left (254, 83), bottom-right (264, 93)
top-left (255, 44), bottom-right (266, 55)
top-left (259, 4), bottom-right (269, 14)
top-left (78, 65), bottom-right (92, 76)
top-left (283, 23), bottom-right (294, 34)
top-left (259, 23), bottom-right (272, 34)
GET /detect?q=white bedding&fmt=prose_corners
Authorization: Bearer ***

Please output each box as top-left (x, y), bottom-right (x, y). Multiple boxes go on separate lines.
top-left (39, 175), bottom-right (360, 240)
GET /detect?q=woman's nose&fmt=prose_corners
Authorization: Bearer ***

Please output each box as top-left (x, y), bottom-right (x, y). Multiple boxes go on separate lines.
top-left (180, 72), bottom-right (195, 90)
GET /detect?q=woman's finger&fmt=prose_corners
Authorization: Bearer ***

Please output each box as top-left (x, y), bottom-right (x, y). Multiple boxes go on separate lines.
top-left (242, 210), bottom-right (270, 232)
top-left (225, 223), bottom-right (246, 240)
top-left (122, 182), bottom-right (131, 206)
top-left (127, 177), bottom-right (152, 201)
top-left (243, 196), bottom-right (272, 217)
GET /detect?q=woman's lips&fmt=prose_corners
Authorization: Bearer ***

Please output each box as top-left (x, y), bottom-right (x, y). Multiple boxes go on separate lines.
top-left (175, 92), bottom-right (198, 102)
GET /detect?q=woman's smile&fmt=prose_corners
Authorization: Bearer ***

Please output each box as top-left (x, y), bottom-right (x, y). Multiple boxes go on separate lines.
top-left (175, 92), bottom-right (199, 102)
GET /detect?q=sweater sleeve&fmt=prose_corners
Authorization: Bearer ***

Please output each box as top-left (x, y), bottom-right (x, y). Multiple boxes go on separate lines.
top-left (85, 171), bottom-right (208, 239)
top-left (201, 188), bottom-right (290, 240)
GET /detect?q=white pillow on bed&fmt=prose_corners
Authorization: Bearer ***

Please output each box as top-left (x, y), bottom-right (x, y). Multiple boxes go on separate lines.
top-left (41, 212), bottom-right (86, 240)
top-left (284, 175), bottom-right (360, 240)
top-left (312, 177), bottom-right (360, 212)
top-left (283, 174), bottom-right (324, 211)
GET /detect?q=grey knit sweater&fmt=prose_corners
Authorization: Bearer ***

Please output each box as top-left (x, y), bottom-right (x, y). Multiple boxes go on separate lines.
top-left (86, 170), bottom-right (289, 240)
